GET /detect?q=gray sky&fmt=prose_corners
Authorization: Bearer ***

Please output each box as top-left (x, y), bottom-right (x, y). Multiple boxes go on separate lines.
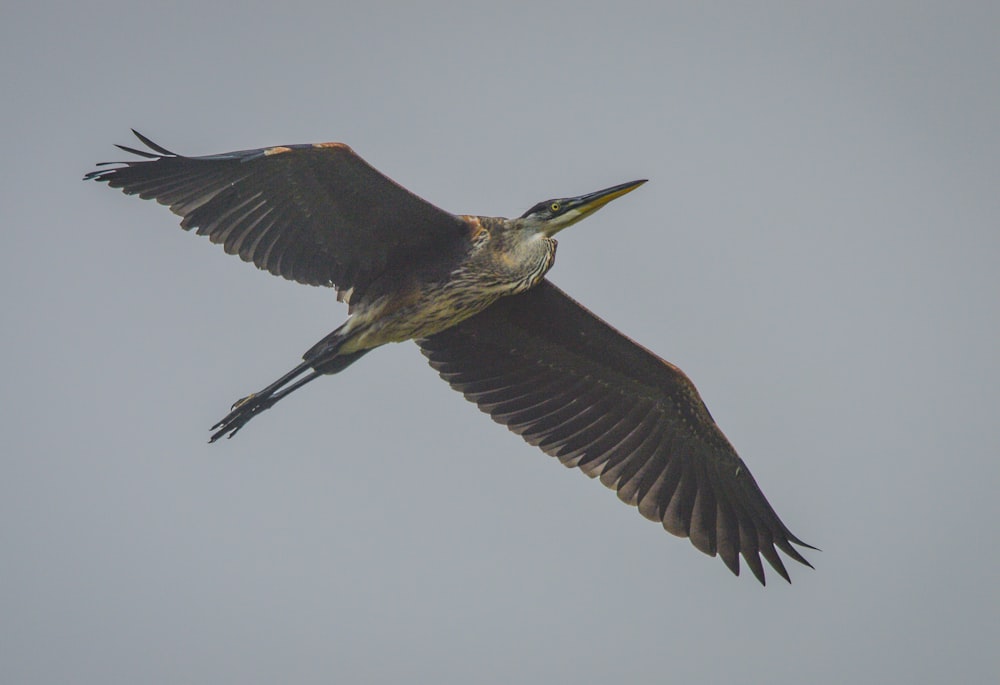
top-left (3, 2), bottom-right (998, 683)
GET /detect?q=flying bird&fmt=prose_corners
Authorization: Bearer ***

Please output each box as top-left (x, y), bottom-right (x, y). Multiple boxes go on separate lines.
top-left (87, 131), bottom-right (814, 584)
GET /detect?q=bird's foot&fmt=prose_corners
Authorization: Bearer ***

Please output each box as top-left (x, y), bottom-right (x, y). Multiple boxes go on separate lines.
top-left (209, 392), bottom-right (275, 442)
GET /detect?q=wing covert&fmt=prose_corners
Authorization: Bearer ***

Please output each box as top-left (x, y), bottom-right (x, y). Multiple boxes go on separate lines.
top-left (86, 131), bottom-right (468, 292)
top-left (418, 279), bottom-right (814, 584)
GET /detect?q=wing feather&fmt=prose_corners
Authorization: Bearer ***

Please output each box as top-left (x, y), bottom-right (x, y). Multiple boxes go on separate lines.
top-left (87, 131), bottom-right (468, 293)
top-left (419, 279), bottom-right (814, 584)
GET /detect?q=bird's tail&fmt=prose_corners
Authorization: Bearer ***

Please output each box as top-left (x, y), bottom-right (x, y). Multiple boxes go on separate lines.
top-left (208, 326), bottom-right (370, 442)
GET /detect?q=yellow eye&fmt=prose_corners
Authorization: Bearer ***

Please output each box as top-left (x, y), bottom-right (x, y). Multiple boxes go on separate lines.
top-left (550, 202), bottom-right (560, 212)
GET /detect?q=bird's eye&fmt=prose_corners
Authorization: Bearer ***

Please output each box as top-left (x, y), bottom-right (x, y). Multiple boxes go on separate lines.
top-left (550, 202), bottom-right (560, 213)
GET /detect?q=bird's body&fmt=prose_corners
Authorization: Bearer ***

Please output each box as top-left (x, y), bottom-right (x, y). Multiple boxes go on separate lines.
top-left (87, 131), bottom-right (814, 584)
top-left (334, 215), bottom-right (556, 354)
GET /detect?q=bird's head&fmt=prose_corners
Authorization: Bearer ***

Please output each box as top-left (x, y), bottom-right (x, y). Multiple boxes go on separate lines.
top-left (518, 179), bottom-right (647, 237)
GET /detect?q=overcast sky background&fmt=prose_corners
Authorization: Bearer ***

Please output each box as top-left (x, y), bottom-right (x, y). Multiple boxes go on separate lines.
top-left (3, 2), bottom-right (998, 683)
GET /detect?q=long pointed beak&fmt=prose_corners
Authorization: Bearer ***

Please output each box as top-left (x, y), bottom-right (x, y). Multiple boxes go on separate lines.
top-left (544, 179), bottom-right (647, 235)
top-left (570, 179), bottom-right (647, 212)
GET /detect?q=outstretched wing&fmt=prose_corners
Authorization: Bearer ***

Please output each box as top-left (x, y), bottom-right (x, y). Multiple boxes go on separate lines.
top-left (419, 280), bottom-right (814, 584)
top-left (86, 131), bottom-right (468, 293)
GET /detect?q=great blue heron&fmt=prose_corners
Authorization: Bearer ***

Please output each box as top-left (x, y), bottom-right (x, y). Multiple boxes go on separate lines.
top-left (87, 131), bottom-right (814, 584)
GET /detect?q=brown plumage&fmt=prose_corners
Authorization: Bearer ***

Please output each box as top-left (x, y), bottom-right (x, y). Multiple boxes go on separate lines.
top-left (87, 131), bottom-right (814, 584)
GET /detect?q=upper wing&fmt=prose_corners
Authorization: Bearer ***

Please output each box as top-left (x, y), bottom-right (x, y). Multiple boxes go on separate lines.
top-left (418, 280), bottom-right (814, 584)
top-left (86, 131), bottom-right (469, 293)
